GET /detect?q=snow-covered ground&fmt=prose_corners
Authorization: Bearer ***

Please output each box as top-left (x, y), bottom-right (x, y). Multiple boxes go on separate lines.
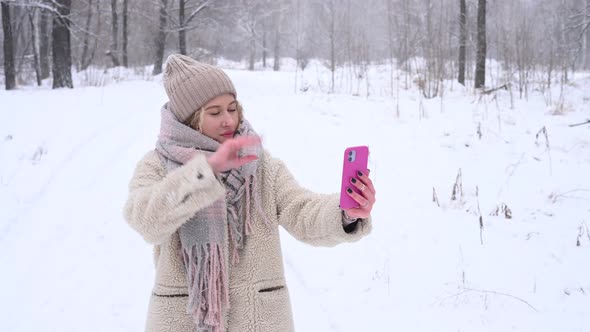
top-left (1, 61), bottom-right (589, 332)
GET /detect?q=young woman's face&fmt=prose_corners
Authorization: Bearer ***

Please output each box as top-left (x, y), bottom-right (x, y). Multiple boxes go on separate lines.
top-left (199, 94), bottom-right (239, 143)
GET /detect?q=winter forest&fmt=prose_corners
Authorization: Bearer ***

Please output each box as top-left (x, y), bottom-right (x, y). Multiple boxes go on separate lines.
top-left (1, 0), bottom-right (590, 95)
top-left (1, 1), bottom-right (590, 332)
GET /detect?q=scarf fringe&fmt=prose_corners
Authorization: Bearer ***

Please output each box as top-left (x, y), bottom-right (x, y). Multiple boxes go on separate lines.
top-left (184, 243), bottom-right (229, 332)
top-left (228, 224), bottom-right (240, 265)
top-left (245, 176), bottom-right (253, 235)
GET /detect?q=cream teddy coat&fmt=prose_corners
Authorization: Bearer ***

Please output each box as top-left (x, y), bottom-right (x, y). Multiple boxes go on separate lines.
top-left (123, 149), bottom-right (372, 332)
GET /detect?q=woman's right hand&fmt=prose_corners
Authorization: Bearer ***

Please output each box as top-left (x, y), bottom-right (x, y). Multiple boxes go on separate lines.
top-left (207, 136), bottom-right (261, 174)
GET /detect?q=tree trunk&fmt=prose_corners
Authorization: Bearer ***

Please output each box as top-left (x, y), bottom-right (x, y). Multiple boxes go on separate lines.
top-left (179, 0), bottom-right (186, 55)
top-left (109, 0), bottom-right (120, 67)
top-left (122, 0), bottom-right (128, 67)
top-left (345, 0), bottom-right (352, 93)
top-left (294, 0), bottom-right (301, 90)
top-left (329, 0), bottom-right (335, 93)
top-left (51, 0), bottom-right (73, 89)
top-left (262, 25), bottom-right (267, 68)
top-left (474, 0), bottom-right (486, 89)
top-left (178, 0), bottom-right (186, 55)
top-left (81, 0), bottom-right (101, 71)
top-left (386, 0), bottom-right (395, 96)
top-left (249, 26), bottom-right (255, 70)
top-left (2, 1), bottom-right (16, 90)
top-left (15, 5), bottom-right (32, 78)
top-left (81, 0), bottom-right (94, 70)
top-left (153, 0), bottom-right (168, 75)
top-left (458, 0), bottom-right (467, 86)
top-left (273, 14), bottom-right (280, 71)
top-left (584, 0), bottom-right (590, 69)
top-left (28, 9), bottom-right (42, 86)
top-left (39, 7), bottom-right (50, 79)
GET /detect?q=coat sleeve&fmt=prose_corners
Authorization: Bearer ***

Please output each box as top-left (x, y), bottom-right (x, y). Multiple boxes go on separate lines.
top-left (123, 151), bottom-right (226, 245)
top-left (269, 157), bottom-right (372, 247)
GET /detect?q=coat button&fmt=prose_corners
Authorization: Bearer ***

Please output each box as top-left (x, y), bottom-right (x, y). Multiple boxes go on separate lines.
top-left (197, 172), bottom-right (204, 180)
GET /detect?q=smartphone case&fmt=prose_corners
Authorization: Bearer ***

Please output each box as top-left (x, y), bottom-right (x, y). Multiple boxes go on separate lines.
top-left (340, 146), bottom-right (369, 209)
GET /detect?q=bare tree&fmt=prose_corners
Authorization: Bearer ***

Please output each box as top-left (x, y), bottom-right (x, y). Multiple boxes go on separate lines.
top-left (122, 0), bottom-right (128, 66)
top-left (385, 0), bottom-right (395, 95)
top-left (179, 0), bottom-right (186, 54)
top-left (8, 4), bottom-right (32, 82)
top-left (108, 0), bottom-right (120, 66)
top-left (39, 4), bottom-right (50, 79)
top-left (272, 8), bottom-right (281, 71)
top-left (347, 0), bottom-right (373, 96)
top-left (80, 0), bottom-right (99, 71)
top-left (293, 0), bottom-right (312, 72)
top-left (257, 0), bottom-right (288, 70)
top-left (327, 0), bottom-right (336, 92)
top-left (458, 0), bottom-right (467, 85)
top-left (270, 0), bottom-right (289, 71)
top-left (422, 0), bottom-right (453, 99)
top-left (2, 1), bottom-right (16, 90)
top-left (514, 1), bottom-right (533, 99)
top-left (27, 6), bottom-right (41, 85)
top-left (51, 0), bottom-right (73, 88)
top-left (232, 0), bottom-right (278, 70)
top-left (240, 0), bottom-right (261, 70)
top-left (391, 0), bottom-right (421, 89)
top-left (173, 0), bottom-right (214, 55)
top-left (153, 0), bottom-right (168, 75)
top-left (310, 0), bottom-right (338, 91)
top-left (474, 0), bottom-right (486, 89)
top-left (567, 0), bottom-right (590, 69)
top-left (585, 0), bottom-right (590, 69)
top-left (261, 17), bottom-right (267, 67)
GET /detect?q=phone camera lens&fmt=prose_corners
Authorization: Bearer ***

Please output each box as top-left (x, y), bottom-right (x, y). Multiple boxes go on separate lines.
top-left (348, 151), bottom-right (353, 156)
top-left (348, 157), bottom-right (352, 161)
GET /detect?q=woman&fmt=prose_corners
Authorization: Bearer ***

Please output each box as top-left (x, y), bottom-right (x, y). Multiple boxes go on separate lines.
top-left (123, 54), bottom-right (376, 332)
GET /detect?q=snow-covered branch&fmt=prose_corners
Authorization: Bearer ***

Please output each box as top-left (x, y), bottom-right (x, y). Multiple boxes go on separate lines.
top-left (184, 0), bottom-right (214, 26)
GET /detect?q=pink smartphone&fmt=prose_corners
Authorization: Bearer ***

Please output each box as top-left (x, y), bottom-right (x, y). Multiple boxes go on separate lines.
top-left (340, 146), bottom-right (369, 209)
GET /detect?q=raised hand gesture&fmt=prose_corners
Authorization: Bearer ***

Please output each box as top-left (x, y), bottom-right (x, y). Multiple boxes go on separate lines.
top-left (207, 136), bottom-right (261, 174)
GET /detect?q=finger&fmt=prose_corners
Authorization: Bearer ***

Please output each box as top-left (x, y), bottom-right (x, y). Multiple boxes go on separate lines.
top-left (235, 155), bottom-right (258, 167)
top-left (345, 187), bottom-right (370, 209)
top-left (350, 176), bottom-right (375, 201)
top-left (355, 171), bottom-right (376, 195)
top-left (233, 135), bottom-right (261, 148)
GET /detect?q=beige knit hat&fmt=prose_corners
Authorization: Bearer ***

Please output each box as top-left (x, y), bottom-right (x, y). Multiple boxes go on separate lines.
top-left (163, 54), bottom-right (237, 122)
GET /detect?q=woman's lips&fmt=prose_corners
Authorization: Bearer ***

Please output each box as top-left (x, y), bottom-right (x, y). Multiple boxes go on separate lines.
top-left (221, 132), bottom-right (234, 138)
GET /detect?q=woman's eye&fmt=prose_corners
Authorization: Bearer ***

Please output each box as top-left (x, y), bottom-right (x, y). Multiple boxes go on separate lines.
top-left (211, 112), bottom-right (220, 116)
top-left (228, 108), bottom-right (237, 112)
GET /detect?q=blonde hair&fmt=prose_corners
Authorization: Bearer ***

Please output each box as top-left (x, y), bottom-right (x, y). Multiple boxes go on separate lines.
top-left (185, 100), bottom-right (244, 131)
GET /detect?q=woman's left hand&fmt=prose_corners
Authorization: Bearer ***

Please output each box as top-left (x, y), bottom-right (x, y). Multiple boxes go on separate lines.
top-left (342, 169), bottom-right (376, 219)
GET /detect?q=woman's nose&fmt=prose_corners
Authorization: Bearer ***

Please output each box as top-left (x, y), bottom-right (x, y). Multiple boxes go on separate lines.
top-left (221, 111), bottom-right (234, 127)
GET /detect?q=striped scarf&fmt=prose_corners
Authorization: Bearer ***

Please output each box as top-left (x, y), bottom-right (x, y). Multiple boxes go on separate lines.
top-left (155, 103), bottom-right (260, 332)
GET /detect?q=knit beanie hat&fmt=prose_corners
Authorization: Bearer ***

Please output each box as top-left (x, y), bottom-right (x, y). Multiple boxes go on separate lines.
top-left (163, 54), bottom-right (237, 123)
